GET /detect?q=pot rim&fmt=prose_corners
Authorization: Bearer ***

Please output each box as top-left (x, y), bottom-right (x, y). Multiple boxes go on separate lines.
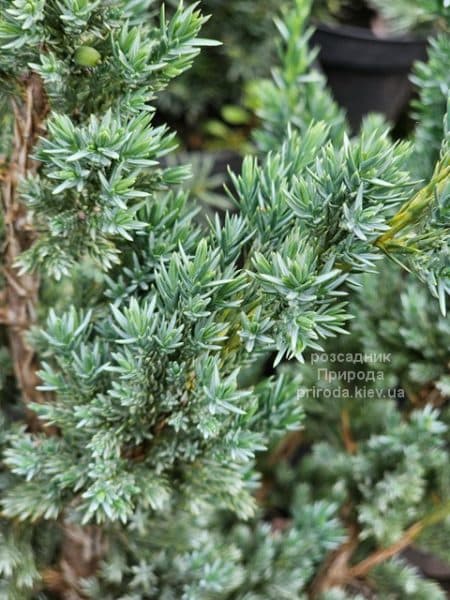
top-left (314, 22), bottom-right (428, 45)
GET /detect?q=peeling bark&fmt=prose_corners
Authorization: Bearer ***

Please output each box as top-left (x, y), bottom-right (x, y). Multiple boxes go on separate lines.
top-left (1, 74), bottom-right (48, 432)
top-left (43, 523), bottom-right (107, 600)
top-left (1, 74), bottom-right (105, 600)
top-left (308, 525), bottom-right (359, 598)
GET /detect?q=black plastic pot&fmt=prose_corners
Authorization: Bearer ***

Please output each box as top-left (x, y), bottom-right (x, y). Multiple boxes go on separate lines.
top-left (311, 24), bottom-right (428, 132)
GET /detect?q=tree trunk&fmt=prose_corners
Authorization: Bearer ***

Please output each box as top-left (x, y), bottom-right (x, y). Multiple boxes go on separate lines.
top-left (1, 73), bottom-right (48, 431)
top-left (0, 74), bottom-right (105, 600)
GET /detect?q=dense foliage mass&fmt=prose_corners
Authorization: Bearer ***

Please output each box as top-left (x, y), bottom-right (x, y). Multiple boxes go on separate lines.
top-left (0, 0), bottom-right (449, 598)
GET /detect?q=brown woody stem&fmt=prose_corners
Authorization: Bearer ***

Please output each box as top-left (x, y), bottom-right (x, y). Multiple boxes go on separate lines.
top-left (346, 500), bottom-right (450, 581)
top-left (0, 74), bottom-right (105, 600)
top-left (310, 500), bottom-right (450, 597)
top-left (1, 74), bottom-right (48, 431)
